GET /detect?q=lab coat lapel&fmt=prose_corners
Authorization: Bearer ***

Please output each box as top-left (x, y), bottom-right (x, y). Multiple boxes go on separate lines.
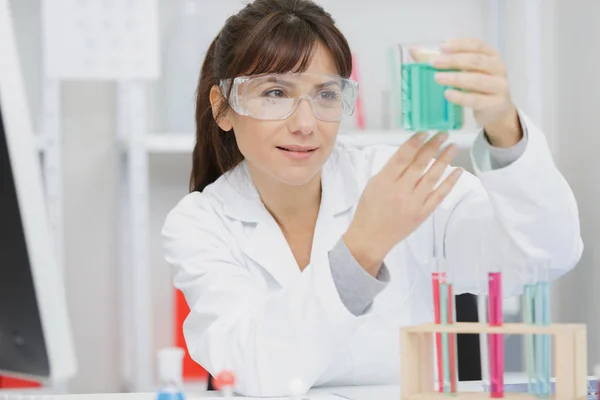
top-left (311, 148), bottom-right (360, 260)
top-left (243, 215), bottom-right (301, 287)
top-left (222, 161), bottom-right (301, 287)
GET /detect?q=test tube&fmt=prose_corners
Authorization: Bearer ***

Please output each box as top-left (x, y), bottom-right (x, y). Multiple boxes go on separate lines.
top-left (523, 274), bottom-right (537, 394)
top-left (431, 263), bottom-right (445, 393)
top-left (488, 264), bottom-right (504, 398)
top-left (431, 211), bottom-right (458, 395)
top-left (477, 275), bottom-right (490, 392)
top-left (534, 263), bottom-right (551, 398)
top-left (594, 365), bottom-right (600, 399)
top-left (431, 213), bottom-right (445, 393)
top-left (476, 224), bottom-right (494, 394)
top-left (438, 256), bottom-right (458, 394)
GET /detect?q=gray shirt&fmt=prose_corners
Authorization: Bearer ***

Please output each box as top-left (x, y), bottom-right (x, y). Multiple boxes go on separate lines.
top-left (329, 127), bottom-right (529, 316)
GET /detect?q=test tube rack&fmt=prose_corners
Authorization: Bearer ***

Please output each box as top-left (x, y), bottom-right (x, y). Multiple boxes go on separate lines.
top-left (400, 322), bottom-right (587, 399)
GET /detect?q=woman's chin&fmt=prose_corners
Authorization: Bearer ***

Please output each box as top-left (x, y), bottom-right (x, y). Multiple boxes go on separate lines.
top-left (272, 168), bottom-right (321, 187)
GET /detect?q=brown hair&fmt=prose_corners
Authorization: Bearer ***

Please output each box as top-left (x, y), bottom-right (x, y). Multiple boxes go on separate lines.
top-left (190, 0), bottom-right (353, 192)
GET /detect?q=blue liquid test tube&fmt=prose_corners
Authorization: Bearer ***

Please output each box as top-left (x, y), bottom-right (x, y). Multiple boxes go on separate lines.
top-left (523, 282), bottom-right (537, 394)
top-left (437, 257), bottom-right (458, 394)
top-left (535, 264), bottom-right (551, 398)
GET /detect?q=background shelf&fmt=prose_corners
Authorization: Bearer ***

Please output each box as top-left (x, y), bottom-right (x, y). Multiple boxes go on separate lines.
top-left (137, 130), bottom-right (479, 154)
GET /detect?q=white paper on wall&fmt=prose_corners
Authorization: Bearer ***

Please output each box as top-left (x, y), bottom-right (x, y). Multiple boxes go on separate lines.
top-left (41, 0), bottom-right (160, 80)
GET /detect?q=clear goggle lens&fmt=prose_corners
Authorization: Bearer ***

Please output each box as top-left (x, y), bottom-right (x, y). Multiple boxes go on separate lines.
top-left (220, 73), bottom-right (358, 122)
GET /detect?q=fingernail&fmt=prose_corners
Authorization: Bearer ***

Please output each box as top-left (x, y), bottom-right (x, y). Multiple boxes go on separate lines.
top-left (436, 132), bottom-right (449, 142)
top-left (444, 89), bottom-right (458, 101)
top-left (447, 144), bottom-right (459, 157)
top-left (434, 72), bottom-right (450, 82)
top-left (414, 132), bottom-right (428, 142)
top-left (454, 168), bottom-right (464, 179)
top-left (440, 41), bottom-right (453, 52)
top-left (432, 56), bottom-right (447, 67)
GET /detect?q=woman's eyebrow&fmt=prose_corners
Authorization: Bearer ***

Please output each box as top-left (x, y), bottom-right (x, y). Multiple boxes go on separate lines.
top-left (314, 80), bottom-right (342, 90)
top-left (264, 77), bottom-right (295, 87)
top-left (257, 77), bottom-right (342, 89)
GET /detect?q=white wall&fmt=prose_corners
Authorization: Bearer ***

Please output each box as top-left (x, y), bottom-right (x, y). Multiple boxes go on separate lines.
top-left (551, 0), bottom-right (600, 372)
top-left (10, 0), bottom-right (592, 392)
top-left (503, 0), bottom-right (600, 373)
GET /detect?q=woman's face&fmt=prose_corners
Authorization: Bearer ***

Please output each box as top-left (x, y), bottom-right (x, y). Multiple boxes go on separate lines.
top-left (215, 43), bottom-right (341, 187)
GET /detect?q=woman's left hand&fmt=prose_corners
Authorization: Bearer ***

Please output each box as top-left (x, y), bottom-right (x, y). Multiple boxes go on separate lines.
top-left (432, 38), bottom-right (522, 148)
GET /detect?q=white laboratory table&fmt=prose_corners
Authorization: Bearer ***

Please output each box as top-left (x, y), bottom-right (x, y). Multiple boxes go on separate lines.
top-left (0, 383), bottom-right (486, 400)
top-left (2, 374), bottom-right (594, 400)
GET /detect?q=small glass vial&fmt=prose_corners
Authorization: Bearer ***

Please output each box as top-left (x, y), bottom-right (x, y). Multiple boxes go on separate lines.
top-left (593, 364), bottom-right (600, 399)
top-left (156, 347), bottom-right (185, 400)
top-left (214, 370), bottom-right (236, 397)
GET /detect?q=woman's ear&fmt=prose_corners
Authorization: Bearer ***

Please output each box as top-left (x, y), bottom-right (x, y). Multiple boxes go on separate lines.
top-left (209, 85), bottom-right (233, 131)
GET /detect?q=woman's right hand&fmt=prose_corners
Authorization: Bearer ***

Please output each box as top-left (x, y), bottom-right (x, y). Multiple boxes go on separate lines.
top-left (343, 132), bottom-right (463, 276)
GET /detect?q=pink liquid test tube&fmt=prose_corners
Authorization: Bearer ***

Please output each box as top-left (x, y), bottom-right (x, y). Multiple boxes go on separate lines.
top-left (432, 271), bottom-right (444, 393)
top-left (488, 271), bottom-right (504, 398)
top-left (433, 257), bottom-right (457, 394)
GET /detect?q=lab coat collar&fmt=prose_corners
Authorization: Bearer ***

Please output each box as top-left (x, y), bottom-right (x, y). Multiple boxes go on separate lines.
top-left (221, 147), bottom-right (360, 223)
top-left (220, 147), bottom-right (360, 287)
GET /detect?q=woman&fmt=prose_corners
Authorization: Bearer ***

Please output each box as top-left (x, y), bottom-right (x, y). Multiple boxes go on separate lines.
top-left (162, 0), bottom-right (582, 396)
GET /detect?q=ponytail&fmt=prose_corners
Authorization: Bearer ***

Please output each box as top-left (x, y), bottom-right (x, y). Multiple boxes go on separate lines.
top-left (190, 37), bottom-right (243, 192)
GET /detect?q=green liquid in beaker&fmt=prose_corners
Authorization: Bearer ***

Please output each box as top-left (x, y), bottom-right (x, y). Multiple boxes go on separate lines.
top-left (401, 63), bottom-right (463, 131)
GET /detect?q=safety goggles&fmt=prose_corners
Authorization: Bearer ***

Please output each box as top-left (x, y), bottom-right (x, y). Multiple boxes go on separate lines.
top-left (219, 72), bottom-right (358, 122)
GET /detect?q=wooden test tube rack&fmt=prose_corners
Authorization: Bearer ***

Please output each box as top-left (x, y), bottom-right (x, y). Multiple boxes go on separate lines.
top-left (400, 322), bottom-right (587, 400)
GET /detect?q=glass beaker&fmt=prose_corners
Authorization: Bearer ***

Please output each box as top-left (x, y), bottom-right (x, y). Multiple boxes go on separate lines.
top-left (399, 43), bottom-right (464, 131)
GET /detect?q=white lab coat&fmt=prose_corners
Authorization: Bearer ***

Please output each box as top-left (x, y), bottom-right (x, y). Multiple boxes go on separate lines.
top-left (162, 114), bottom-right (582, 397)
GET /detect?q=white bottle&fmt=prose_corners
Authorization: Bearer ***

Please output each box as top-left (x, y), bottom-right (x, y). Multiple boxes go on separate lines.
top-left (156, 347), bottom-right (185, 400)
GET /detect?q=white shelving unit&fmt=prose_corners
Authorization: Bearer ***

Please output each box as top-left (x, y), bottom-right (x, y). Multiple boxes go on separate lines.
top-left (35, 81), bottom-right (62, 253)
top-left (39, 79), bottom-right (64, 273)
top-left (34, 0), bottom-right (159, 392)
top-left (117, 82), bottom-right (154, 393)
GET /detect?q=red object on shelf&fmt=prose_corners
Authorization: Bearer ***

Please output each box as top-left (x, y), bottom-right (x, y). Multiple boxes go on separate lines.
top-left (0, 376), bottom-right (41, 388)
top-left (350, 54), bottom-right (366, 129)
top-left (175, 289), bottom-right (208, 380)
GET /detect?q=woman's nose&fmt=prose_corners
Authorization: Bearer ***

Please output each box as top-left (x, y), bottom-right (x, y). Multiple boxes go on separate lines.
top-left (288, 96), bottom-right (317, 135)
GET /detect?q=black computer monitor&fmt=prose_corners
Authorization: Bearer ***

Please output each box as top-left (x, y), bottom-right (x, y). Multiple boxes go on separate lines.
top-left (0, 0), bottom-right (76, 384)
